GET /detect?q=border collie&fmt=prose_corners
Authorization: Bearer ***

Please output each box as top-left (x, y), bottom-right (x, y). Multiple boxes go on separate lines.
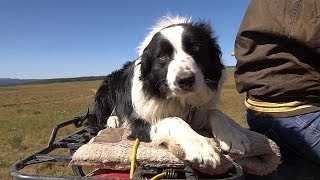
top-left (92, 16), bottom-right (250, 168)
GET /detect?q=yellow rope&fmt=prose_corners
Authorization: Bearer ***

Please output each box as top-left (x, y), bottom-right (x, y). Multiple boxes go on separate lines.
top-left (129, 138), bottom-right (165, 180)
top-left (130, 138), bottom-right (140, 179)
top-left (150, 172), bottom-right (166, 180)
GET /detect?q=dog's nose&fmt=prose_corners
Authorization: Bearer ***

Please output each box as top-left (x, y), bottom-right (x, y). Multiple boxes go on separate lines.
top-left (176, 74), bottom-right (195, 90)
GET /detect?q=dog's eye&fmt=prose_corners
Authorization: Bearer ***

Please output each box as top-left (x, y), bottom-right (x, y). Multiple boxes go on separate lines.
top-left (192, 45), bottom-right (200, 52)
top-left (159, 53), bottom-right (170, 61)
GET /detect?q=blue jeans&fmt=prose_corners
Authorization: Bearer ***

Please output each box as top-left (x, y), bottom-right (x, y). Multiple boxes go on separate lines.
top-left (246, 111), bottom-right (320, 179)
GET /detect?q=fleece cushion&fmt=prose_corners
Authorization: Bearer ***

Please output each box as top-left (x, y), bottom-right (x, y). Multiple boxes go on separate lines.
top-left (70, 127), bottom-right (281, 176)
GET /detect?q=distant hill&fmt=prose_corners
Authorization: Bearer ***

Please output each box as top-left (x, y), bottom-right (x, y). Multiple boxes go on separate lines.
top-left (0, 76), bottom-right (106, 86)
top-left (35, 76), bottom-right (106, 84)
top-left (1, 67), bottom-right (235, 87)
top-left (0, 78), bottom-right (40, 86)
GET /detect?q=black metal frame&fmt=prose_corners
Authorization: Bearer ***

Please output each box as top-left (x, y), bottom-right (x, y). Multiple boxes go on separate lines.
top-left (9, 110), bottom-right (102, 179)
top-left (9, 110), bottom-right (244, 180)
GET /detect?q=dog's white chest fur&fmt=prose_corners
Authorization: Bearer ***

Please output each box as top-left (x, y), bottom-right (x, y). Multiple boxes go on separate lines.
top-left (131, 60), bottom-right (218, 125)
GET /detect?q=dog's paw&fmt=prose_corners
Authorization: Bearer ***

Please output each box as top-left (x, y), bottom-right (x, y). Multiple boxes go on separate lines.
top-left (106, 116), bottom-right (121, 128)
top-left (174, 137), bottom-right (221, 168)
top-left (216, 127), bottom-right (250, 154)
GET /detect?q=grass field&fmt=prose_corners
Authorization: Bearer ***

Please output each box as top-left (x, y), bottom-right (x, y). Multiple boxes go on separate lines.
top-left (0, 67), bottom-right (246, 179)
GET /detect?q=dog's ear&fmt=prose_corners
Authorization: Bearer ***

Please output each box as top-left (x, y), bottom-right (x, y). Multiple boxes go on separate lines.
top-left (198, 22), bottom-right (224, 89)
top-left (209, 36), bottom-right (223, 66)
top-left (199, 22), bottom-right (223, 69)
top-left (207, 36), bottom-right (224, 88)
top-left (194, 21), bottom-right (213, 34)
top-left (139, 49), bottom-right (153, 80)
top-left (193, 22), bottom-right (223, 65)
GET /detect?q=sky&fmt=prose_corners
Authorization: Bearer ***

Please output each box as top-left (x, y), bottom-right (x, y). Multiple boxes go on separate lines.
top-left (0, 0), bottom-right (250, 79)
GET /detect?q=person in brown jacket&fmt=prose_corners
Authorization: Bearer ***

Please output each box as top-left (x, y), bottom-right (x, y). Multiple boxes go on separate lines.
top-left (234, 0), bottom-right (320, 179)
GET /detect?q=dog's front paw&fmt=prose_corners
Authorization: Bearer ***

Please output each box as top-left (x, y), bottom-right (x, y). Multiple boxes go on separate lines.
top-left (174, 137), bottom-right (221, 168)
top-left (216, 127), bottom-right (250, 154)
top-left (106, 116), bottom-right (121, 128)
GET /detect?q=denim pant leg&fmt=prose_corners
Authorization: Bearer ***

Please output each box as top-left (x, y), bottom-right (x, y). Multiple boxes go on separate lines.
top-left (246, 111), bottom-right (320, 179)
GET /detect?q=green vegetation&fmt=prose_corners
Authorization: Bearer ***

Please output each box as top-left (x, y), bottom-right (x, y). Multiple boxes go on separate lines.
top-left (0, 67), bottom-right (246, 179)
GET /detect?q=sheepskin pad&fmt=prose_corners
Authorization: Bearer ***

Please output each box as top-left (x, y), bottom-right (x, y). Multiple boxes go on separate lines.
top-left (70, 127), bottom-right (281, 176)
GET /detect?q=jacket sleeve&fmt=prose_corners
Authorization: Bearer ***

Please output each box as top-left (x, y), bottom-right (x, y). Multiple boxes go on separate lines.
top-left (234, 0), bottom-right (320, 102)
top-left (236, 0), bottom-right (320, 54)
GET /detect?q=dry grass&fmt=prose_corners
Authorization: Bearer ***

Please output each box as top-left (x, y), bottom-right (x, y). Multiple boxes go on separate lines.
top-left (0, 81), bottom-right (100, 179)
top-left (0, 67), bottom-right (247, 179)
top-left (220, 68), bottom-right (247, 127)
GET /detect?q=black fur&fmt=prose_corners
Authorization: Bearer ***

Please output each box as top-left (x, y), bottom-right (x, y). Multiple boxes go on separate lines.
top-left (140, 32), bottom-right (173, 98)
top-left (140, 22), bottom-right (224, 98)
top-left (92, 21), bottom-right (223, 142)
top-left (92, 61), bottom-right (151, 142)
top-left (183, 22), bottom-right (224, 90)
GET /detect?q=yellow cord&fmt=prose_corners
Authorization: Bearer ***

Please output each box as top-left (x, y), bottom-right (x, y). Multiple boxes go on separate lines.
top-left (129, 138), bottom-right (165, 180)
top-left (130, 138), bottom-right (140, 179)
top-left (150, 172), bottom-right (166, 180)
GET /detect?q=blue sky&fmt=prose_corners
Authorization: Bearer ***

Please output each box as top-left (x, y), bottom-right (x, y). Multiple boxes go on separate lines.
top-left (0, 0), bottom-right (249, 79)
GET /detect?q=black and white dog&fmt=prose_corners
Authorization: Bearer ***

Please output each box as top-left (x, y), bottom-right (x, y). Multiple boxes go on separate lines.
top-left (92, 16), bottom-right (250, 168)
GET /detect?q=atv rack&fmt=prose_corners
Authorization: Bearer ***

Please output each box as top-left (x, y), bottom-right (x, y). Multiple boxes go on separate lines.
top-left (9, 110), bottom-right (102, 179)
top-left (9, 110), bottom-right (244, 179)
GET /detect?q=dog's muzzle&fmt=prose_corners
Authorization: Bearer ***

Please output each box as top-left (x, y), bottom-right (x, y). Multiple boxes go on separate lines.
top-left (176, 73), bottom-right (195, 91)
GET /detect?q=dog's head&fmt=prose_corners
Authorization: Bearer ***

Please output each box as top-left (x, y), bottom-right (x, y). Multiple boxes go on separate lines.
top-left (138, 16), bottom-right (224, 99)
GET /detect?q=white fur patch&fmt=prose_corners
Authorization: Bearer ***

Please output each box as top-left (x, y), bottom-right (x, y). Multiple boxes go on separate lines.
top-left (106, 116), bottom-right (121, 128)
top-left (158, 25), bottom-right (204, 96)
top-left (131, 61), bottom-right (189, 124)
top-left (131, 60), bottom-right (216, 125)
top-left (150, 117), bottom-right (221, 168)
top-left (137, 15), bottom-right (191, 56)
top-left (160, 26), bottom-right (184, 50)
top-left (208, 109), bottom-right (251, 154)
top-left (131, 16), bottom-right (250, 156)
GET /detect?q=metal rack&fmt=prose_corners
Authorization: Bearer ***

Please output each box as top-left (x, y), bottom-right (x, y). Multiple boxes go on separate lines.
top-left (9, 110), bottom-right (101, 179)
top-left (9, 110), bottom-right (244, 179)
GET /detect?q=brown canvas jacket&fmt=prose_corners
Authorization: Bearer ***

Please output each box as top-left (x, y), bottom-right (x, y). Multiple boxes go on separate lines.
top-left (234, 0), bottom-right (320, 117)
